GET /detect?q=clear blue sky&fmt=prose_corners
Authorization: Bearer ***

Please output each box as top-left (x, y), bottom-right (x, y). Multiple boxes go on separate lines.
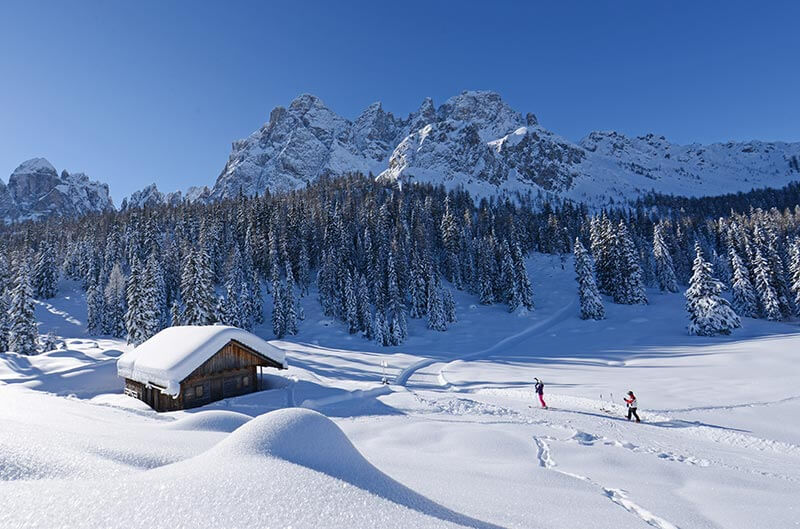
top-left (1, 1), bottom-right (798, 202)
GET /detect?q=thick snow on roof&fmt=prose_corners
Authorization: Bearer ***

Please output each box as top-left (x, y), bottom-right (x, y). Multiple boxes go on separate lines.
top-left (117, 326), bottom-right (287, 396)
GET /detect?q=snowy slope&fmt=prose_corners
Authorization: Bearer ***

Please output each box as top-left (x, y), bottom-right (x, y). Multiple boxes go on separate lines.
top-left (0, 158), bottom-right (114, 222)
top-left (1, 256), bottom-right (799, 528)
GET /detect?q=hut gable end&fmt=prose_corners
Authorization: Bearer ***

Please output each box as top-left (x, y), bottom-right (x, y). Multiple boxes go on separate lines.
top-left (186, 340), bottom-right (272, 380)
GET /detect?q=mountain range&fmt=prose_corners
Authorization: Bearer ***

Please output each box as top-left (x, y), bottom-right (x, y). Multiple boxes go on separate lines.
top-left (211, 91), bottom-right (800, 204)
top-left (5, 91), bottom-right (800, 221)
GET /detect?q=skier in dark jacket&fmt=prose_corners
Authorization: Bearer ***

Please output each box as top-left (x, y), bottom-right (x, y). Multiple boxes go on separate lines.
top-left (624, 391), bottom-right (640, 422)
top-left (534, 378), bottom-right (547, 408)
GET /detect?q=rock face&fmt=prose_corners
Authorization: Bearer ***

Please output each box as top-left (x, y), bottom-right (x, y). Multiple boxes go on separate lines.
top-left (121, 183), bottom-right (212, 210)
top-left (1, 158), bottom-right (114, 222)
top-left (212, 91), bottom-right (800, 203)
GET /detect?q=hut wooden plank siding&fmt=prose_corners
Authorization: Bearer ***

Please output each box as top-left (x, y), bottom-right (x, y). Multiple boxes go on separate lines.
top-left (117, 326), bottom-right (287, 412)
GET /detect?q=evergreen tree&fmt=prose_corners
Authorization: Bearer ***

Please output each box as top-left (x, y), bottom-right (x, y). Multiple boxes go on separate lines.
top-left (685, 243), bottom-right (741, 336)
top-left (372, 310), bottom-right (389, 346)
top-left (729, 245), bottom-right (758, 318)
top-left (790, 238), bottom-right (800, 315)
top-left (357, 274), bottom-right (372, 337)
top-left (653, 223), bottom-right (678, 293)
top-left (86, 281), bottom-right (105, 335)
top-left (574, 239), bottom-right (605, 320)
top-left (283, 263), bottom-right (298, 335)
top-left (443, 287), bottom-right (457, 324)
top-left (32, 242), bottom-right (59, 299)
top-left (426, 277), bottom-right (447, 331)
top-left (104, 262), bottom-right (127, 338)
top-left (180, 247), bottom-right (216, 326)
top-left (9, 263), bottom-right (38, 355)
top-left (344, 270), bottom-right (359, 334)
top-left (170, 300), bottom-right (181, 327)
top-left (271, 284), bottom-right (285, 338)
top-left (753, 248), bottom-right (782, 321)
top-left (386, 247), bottom-right (407, 344)
top-left (125, 257), bottom-right (151, 345)
top-left (0, 290), bottom-right (10, 352)
top-left (40, 330), bottom-right (60, 353)
top-left (511, 242), bottom-right (534, 310)
top-left (614, 221), bottom-right (648, 305)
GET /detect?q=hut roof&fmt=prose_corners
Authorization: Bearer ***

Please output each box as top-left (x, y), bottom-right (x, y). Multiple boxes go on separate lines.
top-left (117, 326), bottom-right (287, 396)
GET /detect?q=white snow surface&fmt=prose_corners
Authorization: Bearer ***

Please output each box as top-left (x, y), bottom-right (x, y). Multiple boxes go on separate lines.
top-left (116, 325), bottom-right (287, 396)
top-left (2, 258), bottom-right (800, 528)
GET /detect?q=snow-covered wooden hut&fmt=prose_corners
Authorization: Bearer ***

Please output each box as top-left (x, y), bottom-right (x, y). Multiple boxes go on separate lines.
top-left (117, 326), bottom-right (287, 412)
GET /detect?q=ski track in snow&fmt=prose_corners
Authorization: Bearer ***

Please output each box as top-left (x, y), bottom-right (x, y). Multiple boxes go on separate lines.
top-left (33, 299), bottom-right (83, 326)
top-left (533, 435), bottom-right (681, 529)
top-left (396, 298), bottom-right (576, 387)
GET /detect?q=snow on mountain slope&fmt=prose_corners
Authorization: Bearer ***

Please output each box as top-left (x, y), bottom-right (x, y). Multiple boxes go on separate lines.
top-left (0, 158), bottom-right (114, 222)
top-left (212, 91), bottom-right (800, 203)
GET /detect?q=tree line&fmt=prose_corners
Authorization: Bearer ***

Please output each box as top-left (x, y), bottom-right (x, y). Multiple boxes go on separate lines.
top-left (2, 173), bottom-right (800, 354)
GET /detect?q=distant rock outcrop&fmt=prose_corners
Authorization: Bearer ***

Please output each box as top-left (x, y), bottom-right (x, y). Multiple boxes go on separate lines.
top-left (0, 158), bottom-right (114, 222)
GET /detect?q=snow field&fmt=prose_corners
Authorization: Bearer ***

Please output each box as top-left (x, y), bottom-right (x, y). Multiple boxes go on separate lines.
top-left (0, 253), bottom-right (798, 528)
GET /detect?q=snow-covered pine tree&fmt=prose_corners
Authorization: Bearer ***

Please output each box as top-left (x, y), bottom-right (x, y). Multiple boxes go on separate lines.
top-left (590, 215), bottom-right (615, 296)
top-left (0, 253), bottom-right (10, 294)
top-left (220, 282), bottom-right (243, 328)
top-left (752, 247), bottom-right (782, 321)
top-left (125, 257), bottom-right (153, 346)
top-left (353, 275), bottom-right (370, 339)
top-left (103, 262), bottom-right (127, 337)
top-left (443, 287), bottom-right (457, 324)
top-left (0, 289), bottom-right (10, 352)
top-left (426, 277), bottom-right (447, 331)
top-left (250, 269), bottom-right (264, 325)
top-left (9, 263), bottom-right (39, 355)
top-left (32, 242), bottom-right (59, 299)
top-left (653, 223), bottom-right (678, 293)
top-left (614, 221), bottom-right (648, 305)
top-left (574, 239), bottom-right (605, 320)
top-left (685, 243), bottom-right (741, 336)
top-left (170, 300), bottom-right (181, 327)
top-left (221, 247), bottom-right (246, 329)
top-left (790, 238), bottom-right (800, 315)
top-left (511, 241), bottom-right (534, 311)
top-left (271, 283), bottom-right (285, 338)
top-left (409, 250), bottom-right (428, 319)
top-left (440, 196), bottom-right (462, 288)
top-left (181, 246), bottom-right (216, 326)
top-left (144, 252), bottom-right (167, 334)
top-left (372, 310), bottom-right (389, 346)
top-left (386, 246), bottom-right (407, 344)
top-left (344, 270), bottom-right (358, 334)
top-left (40, 330), bottom-right (60, 353)
top-left (86, 280), bottom-right (105, 335)
top-left (283, 263), bottom-right (298, 335)
top-left (728, 245), bottom-right (758, 318)
top-left (500, 242), bottom-right (517, 311)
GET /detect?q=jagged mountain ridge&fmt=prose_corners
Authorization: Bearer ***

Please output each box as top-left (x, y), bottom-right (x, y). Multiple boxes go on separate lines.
top-left (0, 158), bottom-right (114, 223)
top-left (210, 91), bottom-right (800, 203)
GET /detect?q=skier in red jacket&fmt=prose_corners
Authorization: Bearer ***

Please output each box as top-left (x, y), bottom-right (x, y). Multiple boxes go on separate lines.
top-left (624, 391), bottom-right (641, 422)
top-left (534, 378), bottom-right (547, 408)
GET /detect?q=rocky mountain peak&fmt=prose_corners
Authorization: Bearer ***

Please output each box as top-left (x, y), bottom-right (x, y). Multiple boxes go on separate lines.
top-left (1, 158), bottom-right (114, 223)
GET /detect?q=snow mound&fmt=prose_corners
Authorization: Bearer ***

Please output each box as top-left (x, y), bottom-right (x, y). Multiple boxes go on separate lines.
top-left (208, 408), bottom-right (366, 472)
top-left (165, 410), bottom-right (252, 432)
